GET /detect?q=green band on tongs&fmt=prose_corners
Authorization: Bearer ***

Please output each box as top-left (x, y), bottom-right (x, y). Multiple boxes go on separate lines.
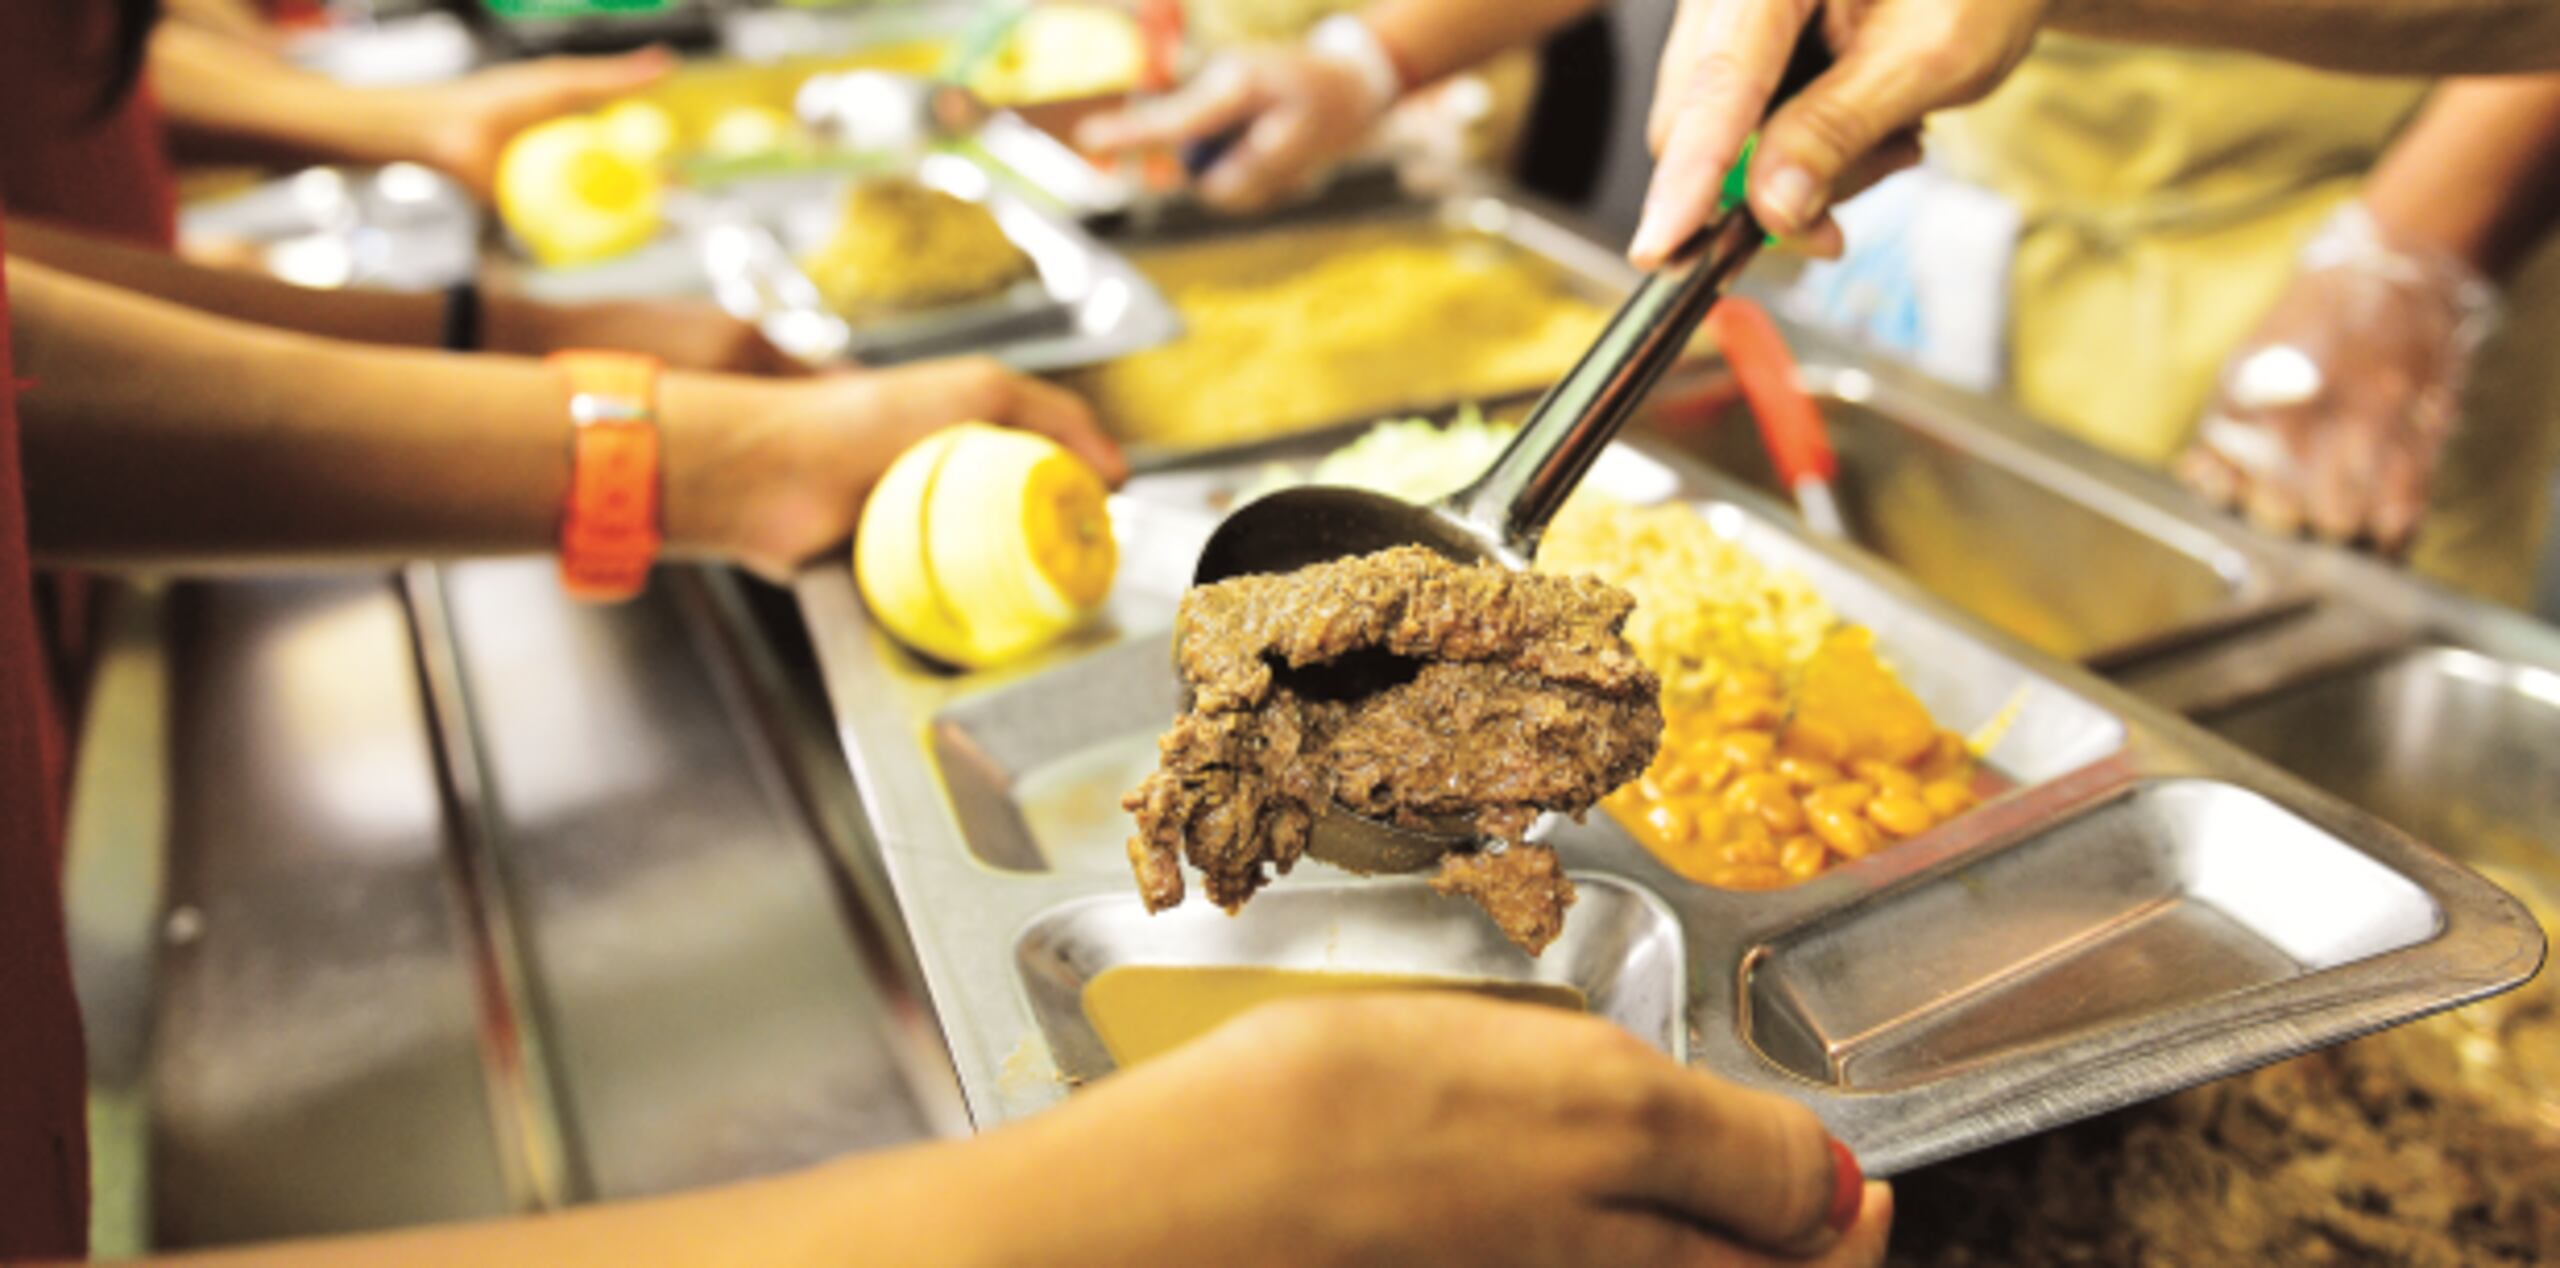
top-left (1721, 136), bottom-right (1780, 247)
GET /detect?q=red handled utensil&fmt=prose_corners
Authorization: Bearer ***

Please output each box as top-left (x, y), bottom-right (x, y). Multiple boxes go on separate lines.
top-left (1706, 296), bottom-right (1845, 540)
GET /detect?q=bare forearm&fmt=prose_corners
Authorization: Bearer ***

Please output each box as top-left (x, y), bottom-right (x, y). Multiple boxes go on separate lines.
top-left (2363, 77), bottom-right (2560, 279)
top-left (14, 220), bottom-right (444, 347)
top-left (2048, 0), bottom-right (2560, 73)
top-left (1362, 0), bottom-right (1602, 86)
top-left (13, 258), bottom-right (565, 566)
top-left (12, 220), bottom-right (700, 369)
top-left (151, 22), bottom-right (436, 169)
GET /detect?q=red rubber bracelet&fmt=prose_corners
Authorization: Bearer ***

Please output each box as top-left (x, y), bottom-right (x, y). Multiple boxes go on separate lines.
top-left (548, 350), bottom-right (663, 603)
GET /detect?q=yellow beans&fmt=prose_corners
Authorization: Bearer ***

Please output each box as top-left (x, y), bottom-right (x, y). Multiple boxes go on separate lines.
top-left (1718, 730), bottom-right (1776, 772)
top-left (1606, 638), bottom-right (1988, 894)
top-left (1713, 690), bottom-right (1783, 730)
top-left (1866, 792), bottom-right (1937, 840)
top-left (1810, 803), bottom-right (1879, 859)
top-left (1716, 819), bottom-right (1777, 866)
top-left (1776, 756), bottom-right (1844, 791)
top-left (1723, 772), bottom-right (1805, 836)
top-left (1722, 668), bottom-right (1780, 700)
top-left (1780, 717), bottom-right (1849, 765)
top-left (1853, 759), bottom-right (1921, 798)
top-left (1641, 801), bottom-right (1691, 846)
top-left (1917, 730), bottom-right (1972, 782)
top-left (1803, 780), bottom-right (1875, 817)
top-left (1722, 813), bottom-right (1773, 860)
top-left (1922, 779), bottom-right (1977, 819)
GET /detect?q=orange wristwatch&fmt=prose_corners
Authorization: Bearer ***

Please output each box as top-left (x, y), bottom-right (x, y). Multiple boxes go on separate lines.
top-left (547, 350), bottom-right (663, 602)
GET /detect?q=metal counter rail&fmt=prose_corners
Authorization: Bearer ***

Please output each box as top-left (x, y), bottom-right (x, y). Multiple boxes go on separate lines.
top-left (135, 563), bottom-right (958, 1250)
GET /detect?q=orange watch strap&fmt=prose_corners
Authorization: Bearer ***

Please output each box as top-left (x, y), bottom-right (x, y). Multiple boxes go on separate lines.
top-left (548, 350), bottom-right (663, 602)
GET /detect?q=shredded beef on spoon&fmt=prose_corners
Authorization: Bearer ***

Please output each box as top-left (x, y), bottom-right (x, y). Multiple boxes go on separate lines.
top-left (1121, 546), bottom-right (1663, 953)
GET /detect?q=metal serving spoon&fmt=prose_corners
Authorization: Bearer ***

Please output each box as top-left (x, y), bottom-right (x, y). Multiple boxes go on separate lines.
top-left (1189, 29), bottom-right (1834, 875)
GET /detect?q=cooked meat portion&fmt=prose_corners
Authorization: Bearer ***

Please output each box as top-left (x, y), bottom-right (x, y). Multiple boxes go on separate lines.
top-left (1430, 847), bottom-right (1577, 956)
top-left (1123, 546), bottom-right (1661, 953)
top-left (804, 179), bottom-right (1035, 318)
top-left (1889, 908), bottom-right (2560, 1268)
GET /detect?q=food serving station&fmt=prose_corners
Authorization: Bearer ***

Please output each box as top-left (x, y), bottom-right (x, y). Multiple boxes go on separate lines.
top-left (79, 4), bottom-right (2557, 1260)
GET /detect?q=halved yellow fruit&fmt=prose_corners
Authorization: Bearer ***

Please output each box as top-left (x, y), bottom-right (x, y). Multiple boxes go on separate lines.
top-left (495, 115), bottom-right (664, 268)
top-left (855, 423), bottom-right (1118, 670)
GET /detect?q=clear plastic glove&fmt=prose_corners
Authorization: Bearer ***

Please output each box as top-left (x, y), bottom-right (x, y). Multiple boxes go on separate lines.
top-left (2176, 201), bottom-right (2499, 551)
top-left (1076, 35), bottom-right (1398, 213)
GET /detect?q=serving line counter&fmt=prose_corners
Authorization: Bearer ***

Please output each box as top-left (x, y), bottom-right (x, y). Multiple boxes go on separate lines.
top-left (82, 170), bottom-right (2557, 1251)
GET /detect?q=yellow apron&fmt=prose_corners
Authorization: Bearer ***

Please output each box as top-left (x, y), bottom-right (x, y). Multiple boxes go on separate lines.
top-left (1936, 39), bottom-right (2560, 603)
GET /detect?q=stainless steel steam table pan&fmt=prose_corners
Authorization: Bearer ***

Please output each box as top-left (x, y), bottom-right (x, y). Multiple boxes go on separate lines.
top-left (1091, 181), bottom-right (2315, 664)
top-left (690, 150), bottom-right (1181, 373)
top-left (795, 430), bottom-right (2543, 1175)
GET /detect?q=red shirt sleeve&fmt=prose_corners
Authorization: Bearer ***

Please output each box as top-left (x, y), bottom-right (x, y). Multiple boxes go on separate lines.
top-left (0, 1), bottom-right (178, 248)
top-left (0, 204), bottom-right (97, 1262)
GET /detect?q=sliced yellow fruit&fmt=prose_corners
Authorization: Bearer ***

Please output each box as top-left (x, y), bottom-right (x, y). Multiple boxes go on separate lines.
top-left (854, 427), bottom-right (973, 666)
top-left (968, 3), bottom-right (1144, 105)
top-left (495, 115), bottom-right (664, 268)
top-left (594, 99), bottom-right (680, 170)
top-left (855, 423), bottom-right (1118, 670)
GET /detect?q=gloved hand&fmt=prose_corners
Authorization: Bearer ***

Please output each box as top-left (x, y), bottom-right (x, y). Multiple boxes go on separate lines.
top-left (2176, 201), bottom-right (2499, 551)
top-left (1076, 19), bottom-right (1402, 213)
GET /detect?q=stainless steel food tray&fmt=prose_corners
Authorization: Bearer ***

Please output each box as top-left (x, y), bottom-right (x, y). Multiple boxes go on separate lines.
top-left (1084, 181), bottom-right (1689, 468)
top-left (1662, 326), bottom-right (2321, 668)
top-left (176, 163), bottom-right (479, 293)
top-left (693, 152), bottom-right (1180, 372)
top-left (797, 429), bottom-right (2542, 1175)
top-left (1088, 177), bottom-right (2320, 666)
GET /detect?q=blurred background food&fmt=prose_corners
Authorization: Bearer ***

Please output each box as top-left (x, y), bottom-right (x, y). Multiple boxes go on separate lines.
top-left (804, 178), bottom-right (1036, 316)
top-left (1890, 880), bottom-right (2560, 1267)
top-left (962, 2), bottom-right (1145, 106)
top-left (487, 4), bottom-right (1144, 268)
top-left (1061, 223), bottom-right (1608, 447)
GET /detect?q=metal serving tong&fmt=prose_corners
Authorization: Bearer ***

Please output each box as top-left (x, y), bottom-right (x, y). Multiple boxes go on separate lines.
top-left (1186, 26), bottom-right (1837, 875)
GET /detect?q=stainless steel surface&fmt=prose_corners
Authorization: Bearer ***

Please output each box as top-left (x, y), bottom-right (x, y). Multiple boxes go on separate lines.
top-left (1666, 356), bottom-right (2310, 666)
top-left (797, 427), bottom-right (2541, 1175)
top-left (176, 164), bottom-right (478, 292)
top-left (2200, 646), bottom-right (2560, 909)
top-left (436, 560), bottom-right (962, 1200)
top-left (1743, 779), bottom-right (2440, 1090)
top-left (1017, 878), bottom-right (1689, 1085)
top-left (695, 151), bottom-right (1180, 372)
top-left (795, 71), bottom-right (992, 157)
top-left (154, 577), bottom-right (516, 1247)
top-left (139, 565), bottom-right (959, 1249)
top-left (399, 565), bottom-right (582, 1211)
